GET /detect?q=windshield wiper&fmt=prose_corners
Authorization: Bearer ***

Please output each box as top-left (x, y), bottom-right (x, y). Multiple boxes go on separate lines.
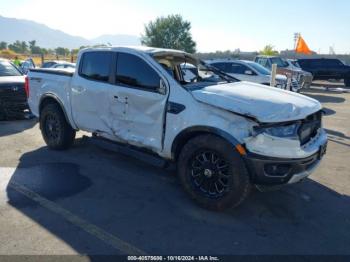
top-left (200, 60), bottom-right (239, 83)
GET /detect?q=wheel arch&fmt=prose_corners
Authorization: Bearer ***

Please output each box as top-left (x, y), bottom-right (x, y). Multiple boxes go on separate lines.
top-left (171, 126), bottom-right (241, 161)
top-left (39, 94), bottom-right (75, 129)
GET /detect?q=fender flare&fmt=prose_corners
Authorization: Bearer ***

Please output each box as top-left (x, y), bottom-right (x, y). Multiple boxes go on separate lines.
top-left (39, 93), bottom-right (77, 130)
top-left (171, 126), bottom-right (241, 160)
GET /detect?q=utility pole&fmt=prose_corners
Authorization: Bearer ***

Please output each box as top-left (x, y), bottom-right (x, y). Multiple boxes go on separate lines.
top-left (294, 32), bottom-right (301, 49)
top-left (293, 32), bottom-right (300, 59)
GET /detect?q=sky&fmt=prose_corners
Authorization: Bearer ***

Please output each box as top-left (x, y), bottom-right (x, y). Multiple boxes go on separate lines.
top-left (0, 0), bottom-right (349, 53)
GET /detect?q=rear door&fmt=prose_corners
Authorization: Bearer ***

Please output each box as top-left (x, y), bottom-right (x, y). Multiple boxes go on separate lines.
top-left (325, 59), bottom-right (345, 79)
top-left (312, 59), bottom-right (336, 80)
top-left (111, 52), bottom-right (169, 152)
top-left (70, 51), bottom-right (116, 133)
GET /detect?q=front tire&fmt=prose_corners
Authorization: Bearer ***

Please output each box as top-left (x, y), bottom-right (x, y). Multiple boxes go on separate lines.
top-left (40, 103), bottom-right (76, 150)
top-left (177, 135), bottom-right (251, 211)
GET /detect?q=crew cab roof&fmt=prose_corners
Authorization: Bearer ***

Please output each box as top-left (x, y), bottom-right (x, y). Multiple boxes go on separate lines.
top-left (206, 59), bottom-right (253, 64)
top-left (79, 46), bottom-right (196, 60)
top-left (255, 55), bottom-right (280, 58)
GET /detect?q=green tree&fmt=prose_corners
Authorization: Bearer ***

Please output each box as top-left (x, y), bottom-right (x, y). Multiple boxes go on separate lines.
top-left (141, 14), bottom-right (196, 53)
top-left (28, 40), bottom-right (36, 49)
top-left (260, 45), bottom-right (279, 56)
top-left (28, 40), bottom-right (36, 52)
top-left (28, 40), bottom-right (43, 54)
top-left (71, 48), bottom-right (80, 55)
top-left (0, 41), bottom-right (7, 50)
top-left (31, 46), bottom-right (42, 54)
top-left (8, 40), bottom-right (22, 53)
top-left (40, 48), bottom-right (49, 55)
top-left (20, 41), bottom-right (28, 53)
top-left (55, 47), bottom-right (70, 56)
top-left (8, 40), bottom-right (29, 53)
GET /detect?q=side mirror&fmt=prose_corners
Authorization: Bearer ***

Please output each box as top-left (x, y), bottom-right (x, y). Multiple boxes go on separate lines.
top-left (245, 70), bottom-right (254, 75)
top-left (158, 78), bottom-right (167, 95)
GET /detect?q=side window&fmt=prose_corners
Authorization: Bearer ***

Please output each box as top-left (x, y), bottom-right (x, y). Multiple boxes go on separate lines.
top-left (299, 60), bottom-right (309, 68)
top-left (230, 63), bottom-right (249, 74)
top-left (325, 59), bottom-right (343, 67)
top-left (259, 58), bottom-right (267, 68)
top-left (43, 62), bottom-right (54, 68)
top-left (314, 60), bottom-right (325, 67)
top-left (80, 52), bottom-right (112, 82)
top-left (257, 58), bottom-right (264, 66)
top-left (211, 63), bottom-right (227, 72)
top-left (241, 65), bottom-right (252, 74)
top-left (116, 53), bottom-right (160, 91)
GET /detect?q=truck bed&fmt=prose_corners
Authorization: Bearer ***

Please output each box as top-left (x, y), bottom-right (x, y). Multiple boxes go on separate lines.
top-left (27, 68), bottom-right (75, 125)
top-left (29, 68), bottom-right (75, 77)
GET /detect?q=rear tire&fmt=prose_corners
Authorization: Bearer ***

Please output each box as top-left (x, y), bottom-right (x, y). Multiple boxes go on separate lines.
top-left (177, 135), bottom-right (251, 211)
top-left (40, 103), bottom-right (76, 150)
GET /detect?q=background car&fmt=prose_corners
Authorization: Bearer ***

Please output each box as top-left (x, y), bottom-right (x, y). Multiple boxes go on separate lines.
top-left (284, 59), bottom-right (313, 89)
top-left (297, 58), bottom-right (350, 87)
top-left (255, 55), bottom-right (312, 90)
top-left (207, 59), bottom-right (290, 90)
top-left (51, 62), bottom-right (76, 69)
top-left (41, 60), bottom-right (75, 68)
top-left (0, 58), bottom-right (28, 120)
top-left (20, 58), bottom-right (36, 74)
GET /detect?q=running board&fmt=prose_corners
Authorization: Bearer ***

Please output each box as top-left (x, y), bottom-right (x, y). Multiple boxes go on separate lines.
top-left (84, 135), bottom-right (169, 168)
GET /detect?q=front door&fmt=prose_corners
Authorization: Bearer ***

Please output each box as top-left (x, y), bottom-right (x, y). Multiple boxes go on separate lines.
top-left (110, 52), bottom-right (169, 152)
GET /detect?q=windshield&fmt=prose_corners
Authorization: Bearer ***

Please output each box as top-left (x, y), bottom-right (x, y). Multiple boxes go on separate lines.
top-left (181, 62), bottom-right (239, 89)
top-left (289, 60), bottom-right (301, 68)
top-left (0, 60), bottom-right (22, 77)
top-left (152, 54), bottom-right (237, 90)
top-left (270, 57), bottom-right (289, 68)
top-left (246, 62), bottom-right (271, 75)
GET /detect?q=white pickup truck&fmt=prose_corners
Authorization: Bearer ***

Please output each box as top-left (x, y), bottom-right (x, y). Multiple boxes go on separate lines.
top-left (27, 46), bottom-right (328, 211)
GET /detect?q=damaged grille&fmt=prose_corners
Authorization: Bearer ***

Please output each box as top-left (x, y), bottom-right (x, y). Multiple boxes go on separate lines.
top-left (291, 79), bottom-right (300, 90)
top-left (0, 83), bottom-right (27, 120)
top-left (298, 111), bottom-right (322, 145)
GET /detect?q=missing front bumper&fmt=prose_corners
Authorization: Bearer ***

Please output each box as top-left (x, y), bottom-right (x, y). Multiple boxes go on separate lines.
top-left (244, 144), bottom-right (326, 185)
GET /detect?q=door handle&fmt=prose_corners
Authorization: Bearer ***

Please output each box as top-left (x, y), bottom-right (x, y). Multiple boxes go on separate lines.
top-left (75, 86), bottom-right (85, 93)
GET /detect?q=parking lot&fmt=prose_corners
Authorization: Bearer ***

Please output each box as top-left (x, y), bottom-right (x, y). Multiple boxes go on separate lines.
top-left (0, 86), bottom-right (349, 256)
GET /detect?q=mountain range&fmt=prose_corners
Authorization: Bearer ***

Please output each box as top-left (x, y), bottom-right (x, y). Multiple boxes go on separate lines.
top-left (0, 15), bottom-right (141, 49)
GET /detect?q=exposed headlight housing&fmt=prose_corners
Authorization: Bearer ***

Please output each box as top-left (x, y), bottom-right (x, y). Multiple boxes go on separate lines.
top-left (275, 78), bottom-right (287, 88)
top-left (253, 123), bottom-right (300, 139)
top-left (275, 78), bottom-right (286, 84)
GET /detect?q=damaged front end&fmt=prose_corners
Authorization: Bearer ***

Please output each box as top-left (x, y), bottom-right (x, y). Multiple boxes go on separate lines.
top-left (243, 110), bottom-right (328, 185)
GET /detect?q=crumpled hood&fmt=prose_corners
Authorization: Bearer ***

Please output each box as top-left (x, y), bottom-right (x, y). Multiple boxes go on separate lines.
top-left (191, 82), bottom-right (322, 123)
